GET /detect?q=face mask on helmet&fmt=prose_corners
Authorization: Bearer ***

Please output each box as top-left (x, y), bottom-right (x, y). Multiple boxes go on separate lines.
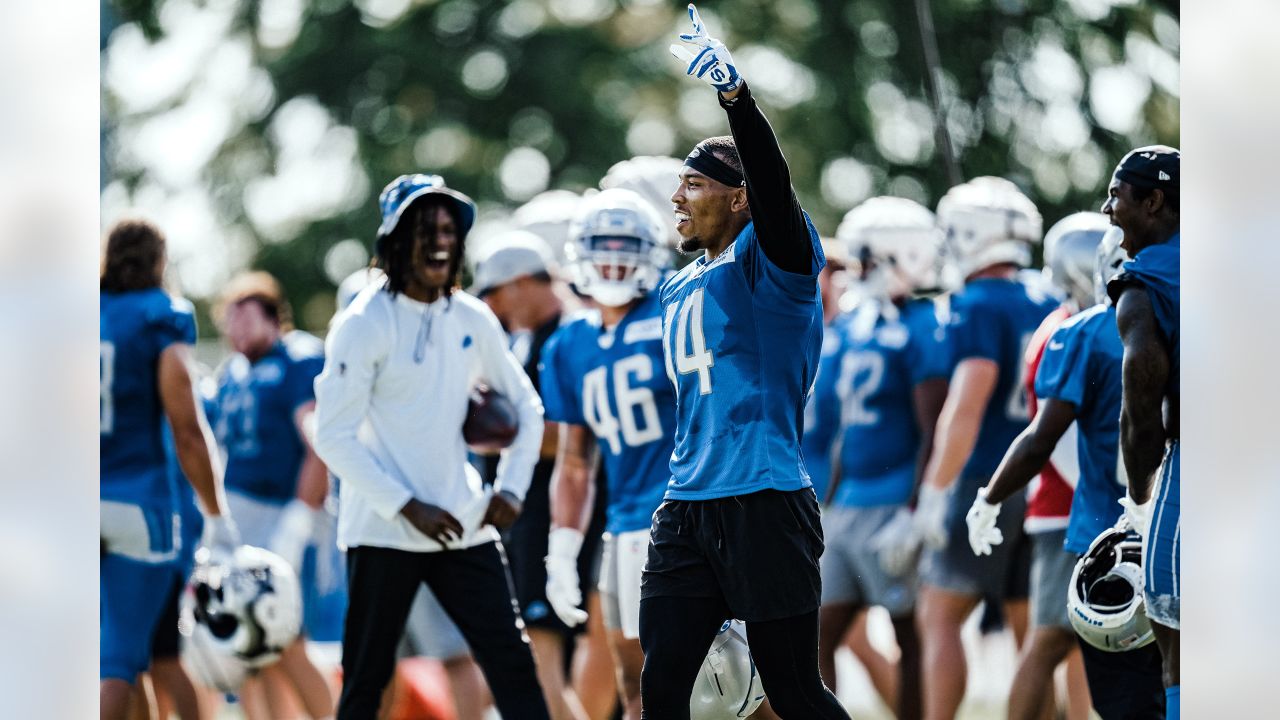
top-left (690, 620), bottom-right (766, 720)
top-left (179, 546), bottom-right (303, 691)
top-left (567, 188), bottom-right (670, 308)
top-left (1094, 226), bottom-right (1127, 306)
top-left (936, 177), bottom-right (1043, 280)
top-left (1067, 522), bottom-right (1155, 652)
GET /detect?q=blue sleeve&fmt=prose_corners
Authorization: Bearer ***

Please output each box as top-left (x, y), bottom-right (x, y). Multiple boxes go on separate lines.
top-left (906, 303), bottom-right (950, 385)
top-left (947, 292), bottom-right (1002, 364)
top-left (148, 299), bottom-right (197, 354)
top-left (1033, 322), bottom-right (1088, 406)
top-left (288, 354), bottom-right (324, 412)
top-left (738, 215), bottom-right (824, 307)
top-left (537, 326), bottom-right (585, 425)
top-left (805, 328), bottom-right (844, 457)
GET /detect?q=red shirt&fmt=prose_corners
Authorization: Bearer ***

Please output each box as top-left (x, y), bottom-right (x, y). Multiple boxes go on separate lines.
top-left (1023, 305), bottom-right (1075, 533)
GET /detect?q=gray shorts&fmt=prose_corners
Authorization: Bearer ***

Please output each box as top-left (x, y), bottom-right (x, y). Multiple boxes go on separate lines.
top-left (226, 491), bottom-right (284, 549)
top-left (820, 505), bottom-right (916, 617)
top-left (401, 585), bottom-right (471, 660)
top-left (919, 480), bottom-right (1031, 600)
top-left (1029, 529), bottom-right (1073, 629)
top-left (598, 529), bottom-right (648, 639)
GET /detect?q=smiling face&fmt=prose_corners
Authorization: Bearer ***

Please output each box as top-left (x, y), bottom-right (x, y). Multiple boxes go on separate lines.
top-left (669, 167), bottom-right (749, 256)
top-left (402, 202), bottom-right (459, 299)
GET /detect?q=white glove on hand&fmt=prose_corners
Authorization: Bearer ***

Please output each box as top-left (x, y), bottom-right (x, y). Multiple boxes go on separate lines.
top-left (268, 499), bottom-right (317, 575)
top-left (1119, 494), bottom-right (1152, 538)
top-left (668, 4), bottom-right (742, 93)
top-left (965, 488), bottom-right (1004, 556)
top-left (201, 515), bottom-right (241, 565)
top-left (545, 527), bottom-right (588, 627)
top-left (870, 507), bottom-right (921, 576)
top-left (915, 484), bottom-right (952, 550)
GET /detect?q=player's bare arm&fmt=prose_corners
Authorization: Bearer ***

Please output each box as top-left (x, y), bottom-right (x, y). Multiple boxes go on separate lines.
top-left (910, 376), bottom-right (949, 501)
top-left (549, 422), bottom-right (600, 533)
top-left (158, 342), bottom-right (228, 518)
top-left (1115, 287), bottom-right (1169, 505)
top-left (983, 398), bottom-right (1077, 504)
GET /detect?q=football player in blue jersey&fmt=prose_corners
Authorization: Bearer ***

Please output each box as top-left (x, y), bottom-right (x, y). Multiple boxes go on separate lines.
top-left (1103, 145), bottom-right (1181, 720)
top-left (640, 6), bottom-right (850, 718)
top-left (541, 188), bottom-right (676, 720)
top-left (913, 177), bottom-right (1058, 720)
top-left (808, 197), bottom-right (950, 720)
top-left (100, 219), bottom-right (239, 720)
top-left (800, 238), bottom-right (850, 506)
top-left (212, 271), bottom-right (335, 719)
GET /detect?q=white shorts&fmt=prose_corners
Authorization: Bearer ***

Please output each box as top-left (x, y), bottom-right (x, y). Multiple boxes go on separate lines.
top-left (226, 491), bottom-right (286, 549)
top-left (597, 529), bottom-right (648, 639)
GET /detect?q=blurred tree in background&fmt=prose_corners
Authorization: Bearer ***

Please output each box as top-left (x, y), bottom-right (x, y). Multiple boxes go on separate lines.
top-left (101, 0), bottom-right (1178, 334)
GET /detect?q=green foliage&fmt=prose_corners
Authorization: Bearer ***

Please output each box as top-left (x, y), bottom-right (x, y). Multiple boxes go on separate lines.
top-left (104, 0), bottom-right (1178, 334)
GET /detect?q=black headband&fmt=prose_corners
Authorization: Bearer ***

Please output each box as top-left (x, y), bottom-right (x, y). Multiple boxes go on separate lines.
top-left (684, 146), bottom-right (744, 188)
top-left (1113, 145), bottom-right (1179, 191)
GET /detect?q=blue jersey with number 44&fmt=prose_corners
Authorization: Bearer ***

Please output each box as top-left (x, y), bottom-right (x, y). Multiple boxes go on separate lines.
top-left (659, 218), bottom-right (826, 500)
top-left (947, 277), bottom-right (1058, 482)
top-left (214, 332), bottom-right (324, 504)
top-left (101, 289), bottom-right (198, 510)
top-left (539, 290), bottom-right (675, 534)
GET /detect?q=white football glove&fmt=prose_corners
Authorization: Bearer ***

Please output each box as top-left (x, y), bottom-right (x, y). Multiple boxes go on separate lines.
top-left (1119, 494), bottom-right (1153, 538)
top-left (965, 488), bottom-right (1004, 556)
top-left (915, 483), bottom-right (952, 550)
top-left (668, 4), bottom-right (742, 94)
top-left (200, 514), bottom-right (241, 565)
top-left (869, 507), bottom-right (921, 576)
top-left (268, 499), bottom-right (317, 575)
top-left (545, 527), bottom-right (588, 627)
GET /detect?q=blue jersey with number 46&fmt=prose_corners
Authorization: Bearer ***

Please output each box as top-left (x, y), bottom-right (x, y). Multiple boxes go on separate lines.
top-left (947, 277), bottom-right (1058, 482)
top-left (101, 289), bottom-right (198, 510)
top-left (214, 332), bottom-right (324, 504)
top-left (659, 218), bottom-right (826, 500)
top-left (539, 290), bottom-right (675, 534)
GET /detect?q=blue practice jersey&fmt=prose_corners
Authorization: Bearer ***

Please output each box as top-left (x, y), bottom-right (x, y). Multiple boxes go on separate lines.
top-left (947, 277), bottom-right (1058, 481)
top-left (1035, 304), bottom-right (1126, 553)
top-left (101, 289), bottom-right (198, 509)
top-left (660, 218), bottom-right (826, 500)
top-left (801, 326), bottom-right (843, 501)
top-left (815, 298), bottom-right (950, 508)
top-left (1109, 235), bottom-right (1180, 398)
top-left (539, 290), bottom-right (675, 533)
top-left (214, 332), bottom-right (324, 504)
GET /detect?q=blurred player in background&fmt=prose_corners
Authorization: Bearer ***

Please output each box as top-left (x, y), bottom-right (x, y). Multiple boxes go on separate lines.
top-left (211, 270), bottom-right (335, 720)
top-left (1103, 146), bottom-right (1180, 720)
top-left (809, 197), bottom-right (949, 720)
top-left (100, 218), bottom-right (239, 720)
top-left (964, 212), bottom-right (1113, 720)
top-left (800, 237), bottom-right (849, 505)
top-left (314, 174), bottom-right (549, 720)
top-left (914, 177), bottom-right (1058, 720)
top-left (471, 233), bottom-right (610, 720)
top-left (539, 188), bottom-right (675, 720)
top-left (641, 7), bottom-right (850, 718)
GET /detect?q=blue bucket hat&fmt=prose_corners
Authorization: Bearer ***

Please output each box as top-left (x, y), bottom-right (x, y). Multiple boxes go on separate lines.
top-left (377, 174), bottom-right (477, 240)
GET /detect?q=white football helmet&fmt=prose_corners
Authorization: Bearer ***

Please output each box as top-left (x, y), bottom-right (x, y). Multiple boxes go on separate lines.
top-left (1094, 226), bottom-right (1127, 305)
top-left (512, 189), bottom-right (583, 263)
top-left (566, 187), bottom-right (670, 307)
top-left (180, 545), bottom-right (303, 691)
top-left (1044, 212), bottom-right (1110, 309)
top-left (836, 196), bottom-right (942, 299)
top-left (599, 155), bottom-right (685, 247)
top-left (936, 176), bottom-right (1043, 279)
top-left (690, 620), bottom-right (766, 720)
top-left (1067, 521), bottom-right (1155, 652)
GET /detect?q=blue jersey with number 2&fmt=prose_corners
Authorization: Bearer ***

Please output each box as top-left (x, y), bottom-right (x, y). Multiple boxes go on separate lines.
top-left (659, 218), bottom-right (826, 500)
top-left (539, 290), bottom-right (675, 533)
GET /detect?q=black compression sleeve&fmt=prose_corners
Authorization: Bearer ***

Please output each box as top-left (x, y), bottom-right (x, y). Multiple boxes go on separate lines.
top-left (720, 82), bottom-right (813, 275)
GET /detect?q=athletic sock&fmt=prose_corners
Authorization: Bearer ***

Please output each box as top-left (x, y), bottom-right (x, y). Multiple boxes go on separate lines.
top-left (1165, 685), bottom-right (1180, 720)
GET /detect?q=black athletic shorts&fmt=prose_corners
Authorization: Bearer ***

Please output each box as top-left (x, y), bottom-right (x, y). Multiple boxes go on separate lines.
top-left (641, 488), bottom-right (823, 622)
top-left (503, 457), bottom-right (607, 634)
top-left (150, 573), bottom-right (185, 660)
